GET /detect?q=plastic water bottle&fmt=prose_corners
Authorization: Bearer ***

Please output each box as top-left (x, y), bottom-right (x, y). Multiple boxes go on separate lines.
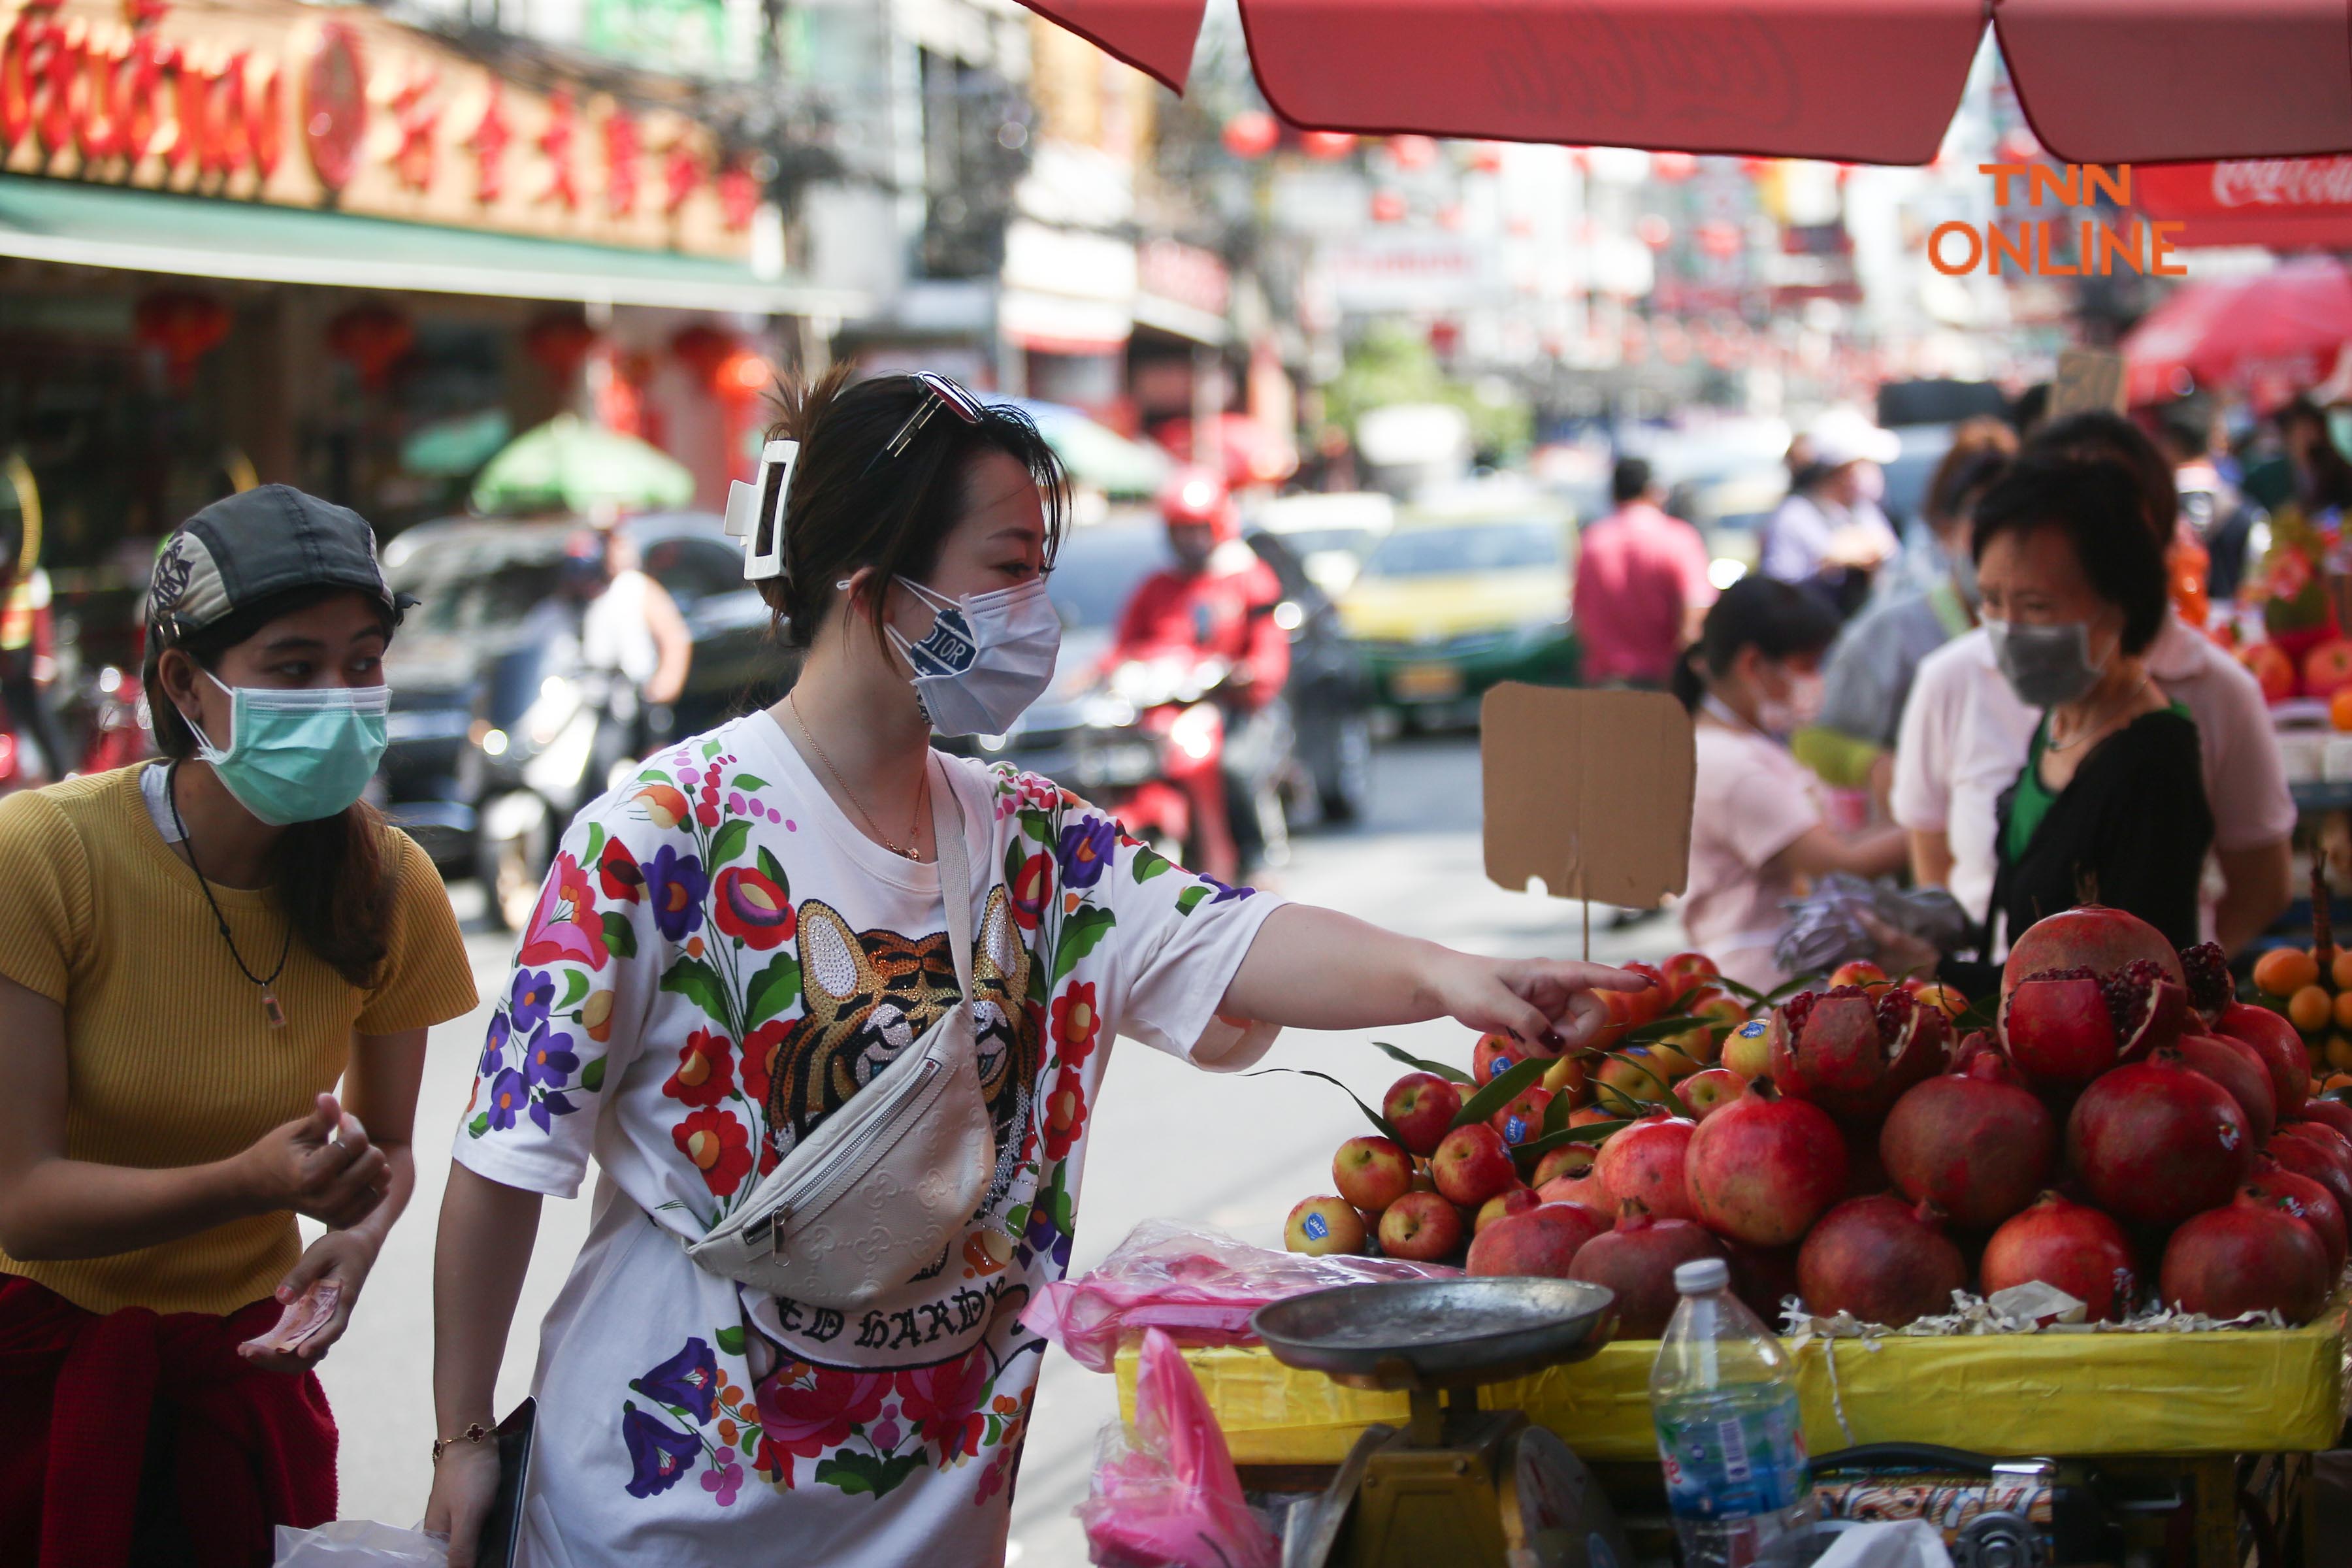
top-left (1648, 1256), bottom-right (1816, 1568)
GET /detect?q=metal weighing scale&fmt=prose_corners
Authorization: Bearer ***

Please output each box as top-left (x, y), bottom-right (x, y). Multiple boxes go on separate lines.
top-left (1251, 1278), bottom-right (1635, 1568)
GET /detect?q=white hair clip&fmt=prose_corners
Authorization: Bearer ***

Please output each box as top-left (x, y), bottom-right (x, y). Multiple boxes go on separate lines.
top-left (723, 439), bottom-right (799, 581)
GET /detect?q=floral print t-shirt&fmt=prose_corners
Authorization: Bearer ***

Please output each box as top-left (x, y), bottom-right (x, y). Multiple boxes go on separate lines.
top-left (452, 711), bottom-right (1282, 1567)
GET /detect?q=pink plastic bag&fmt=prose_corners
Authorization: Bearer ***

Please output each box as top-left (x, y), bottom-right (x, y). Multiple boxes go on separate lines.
top-left (1023, 1219), bottom-right (1458, 1374)
top-left (1076, 1328), bottom-right (1280, 1568)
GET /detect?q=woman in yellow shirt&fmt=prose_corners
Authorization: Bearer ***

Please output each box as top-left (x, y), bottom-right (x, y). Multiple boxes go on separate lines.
top-left (0, 487), bottom-right (476, 1565)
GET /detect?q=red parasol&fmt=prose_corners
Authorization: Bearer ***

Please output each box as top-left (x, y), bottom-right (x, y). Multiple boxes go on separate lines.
top-left (2120, 255), bottom-right (2352, 410)
top-left (1020, 0), bottom-right (2352, 166)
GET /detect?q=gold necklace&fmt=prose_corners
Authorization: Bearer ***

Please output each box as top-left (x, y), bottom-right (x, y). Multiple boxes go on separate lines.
top-left (788, 693), bottom-right (928, 860)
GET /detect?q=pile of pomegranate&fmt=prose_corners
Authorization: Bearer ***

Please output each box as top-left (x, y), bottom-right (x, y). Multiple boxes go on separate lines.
top-left (1282, 906), bottom-right (2351, 1335)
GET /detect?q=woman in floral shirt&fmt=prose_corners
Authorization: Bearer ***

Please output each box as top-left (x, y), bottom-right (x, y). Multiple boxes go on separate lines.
top-left (426, 370), bottom-right (1641, 1567)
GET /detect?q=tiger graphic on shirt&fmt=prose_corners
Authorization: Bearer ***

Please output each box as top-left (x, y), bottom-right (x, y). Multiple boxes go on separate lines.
top-left (761, 887), bottom-right (1038, 1215)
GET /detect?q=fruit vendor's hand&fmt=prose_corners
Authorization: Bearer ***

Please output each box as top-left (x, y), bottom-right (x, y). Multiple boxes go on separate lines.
top-left (1221, 905), bottom-right (1652, 1043)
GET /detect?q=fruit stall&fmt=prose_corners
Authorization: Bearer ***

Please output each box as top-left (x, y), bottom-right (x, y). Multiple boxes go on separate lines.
top-left (1053, 910), bottom-right (2352, 1568)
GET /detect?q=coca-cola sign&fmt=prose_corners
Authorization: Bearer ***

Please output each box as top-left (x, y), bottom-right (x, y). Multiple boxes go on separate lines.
top-left (2136, 157), bottom-right (2352, 250)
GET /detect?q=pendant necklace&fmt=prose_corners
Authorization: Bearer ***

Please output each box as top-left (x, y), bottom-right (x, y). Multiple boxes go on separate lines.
top-left (789, 693), bottom-right (930, 861)
top-left (168, 761), bottom-right (293, 1028)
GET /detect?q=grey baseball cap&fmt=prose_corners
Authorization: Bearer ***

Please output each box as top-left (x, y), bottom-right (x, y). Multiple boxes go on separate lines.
top-left (148, 485), bottom-right (407, 643)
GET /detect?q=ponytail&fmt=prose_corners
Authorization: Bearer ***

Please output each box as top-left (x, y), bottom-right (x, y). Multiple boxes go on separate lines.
top-left (1684, 576), bottom-right (1841, 713)
top-left (146, 585), bottom-right (399, 989)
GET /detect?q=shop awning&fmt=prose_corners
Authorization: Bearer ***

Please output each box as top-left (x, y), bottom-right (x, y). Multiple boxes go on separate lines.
top-left (1019, 0), bottom-right (2352, 167)
top-left (0, 178), bottom-right (869, 318)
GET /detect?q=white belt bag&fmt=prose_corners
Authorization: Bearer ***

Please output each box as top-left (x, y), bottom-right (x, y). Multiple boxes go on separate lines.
top-left (684, 761), bottom-right (996, 1309)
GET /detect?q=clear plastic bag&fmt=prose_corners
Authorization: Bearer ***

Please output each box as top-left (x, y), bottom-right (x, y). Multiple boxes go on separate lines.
top-left (1774, 873), bottom-right (1973, 978)
top-left (1076, 1328), bottom-right (1280, 1568)
top-left (1022, 1219), bottom-right (1458, 1374)
top-left (272, 1521), bottom-right (449, 1567)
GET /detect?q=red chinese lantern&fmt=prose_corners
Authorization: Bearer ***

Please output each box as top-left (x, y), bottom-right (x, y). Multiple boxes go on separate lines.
top-left (1221, 110), bottom-right (1278, 159)
top-left (1652, 150), bottom-right (1699, 182)
top-left (1636, 214), bottom-right (1672, 248)
top-left (1698, 219), bottom-right (1743, 259)
top-left (1369, 189), bottom-right (1407, 223)
top-left (1299, 130), bottom-right (1356, 160)
top-left (1469, 141), bottom-right (1507, 174)
top-left (716, 348), bottom-right (771, 399)
top-left (325, 302), bottom-right (414, 392)
top-left (133, 290), bottom-right (231, 389)
top-left (523, 312), bottom-right (596, 387)
top-left (1387, 134), bottom-right (1437, 171)
top-left (669, 323), bottom-right (736, 387)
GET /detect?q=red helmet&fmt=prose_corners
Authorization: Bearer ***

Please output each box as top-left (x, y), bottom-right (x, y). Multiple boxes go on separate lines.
top-left (1156, 465), bottom-right (1239, 542)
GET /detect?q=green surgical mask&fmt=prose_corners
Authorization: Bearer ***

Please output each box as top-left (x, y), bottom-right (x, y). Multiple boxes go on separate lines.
top-left (191, 670), bottom-right (391, 825)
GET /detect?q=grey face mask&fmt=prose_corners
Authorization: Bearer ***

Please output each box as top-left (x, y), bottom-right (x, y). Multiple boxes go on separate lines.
top-left (1985, 618), bottom-right (2102, 708)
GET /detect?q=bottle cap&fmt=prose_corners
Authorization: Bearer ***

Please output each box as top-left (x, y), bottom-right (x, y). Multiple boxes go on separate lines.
top-left (1674, 1257), bottom-right (1730, 1293)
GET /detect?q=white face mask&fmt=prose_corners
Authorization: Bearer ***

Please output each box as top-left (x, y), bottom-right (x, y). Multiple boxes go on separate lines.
top-left (885, 576), bottom-right (1062, 736)
top-left (1755, 665), bottom-right (1824, 737)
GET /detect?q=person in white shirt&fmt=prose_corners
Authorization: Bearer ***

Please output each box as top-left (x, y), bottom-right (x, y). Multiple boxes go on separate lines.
top-left (1759, 408), bottom-right (1903, 616)
top-left (1893, 412), bottom-right (2294, 953)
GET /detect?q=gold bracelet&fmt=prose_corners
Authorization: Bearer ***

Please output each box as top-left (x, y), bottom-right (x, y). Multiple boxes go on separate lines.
top-left (432, 1422), bottom-right (491, 1464)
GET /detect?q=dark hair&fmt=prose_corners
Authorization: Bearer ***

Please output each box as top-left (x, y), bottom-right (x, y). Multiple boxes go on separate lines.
top-left (2277, 396), bottom-right (2352, 510)
top-left (2027, 410), bottom-right (2178, 544)
top-left (1610, 456), bottom-right (1654, 506)
top-left (2010, 382), bottom-right (2051, 437)
top-left (1970, 453), bottom-right (2170, 657)
top-left (144, 585), bottom-right (399, 988)
top-left (759, 366), bottom-right (1069, 651)
top-left (1671, 576), bottom-right (1840, 713)
top-left (1925, 417), bottom-right (2019, 529)
top-left (2155, 396), bottom-right (2217, 461)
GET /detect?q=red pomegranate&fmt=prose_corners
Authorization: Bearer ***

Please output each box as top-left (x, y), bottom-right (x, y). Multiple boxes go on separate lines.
top-left (1796, 1194), bottom-right (1968, 1328)
top-left (2160, 1187), bottom-right (2332, 1324)
top-left (1597, 1113), bottom-right (1700, 1221)
top-left (2000, 905), bottom-right (2185, 1006)
top-left (1466, 1201), bottom-right (1609, 1279)
top-left (2066, 1049), bottom-right (2253, 1227)
top-left (1768, 986), bottom-right (1951, 1121)
top-left (2247, 1156), bottom-right (2349, 1277)
top-left (1684, 1077), bottom-right (1850, 1247)
top-left (2217, 1003), bottom-right (2311, 1119)
top-left (1723, 1239), bottom-right (1802, 1324)
top-left (1880, 1049), bottom-right (2057, 1231)
top-left (2174, 1033), bottom-right (2280, 1144)
top-left (2176, 940), bottom-right (2237, 1021)
top-left (1979, 1192), bottom-right (2140, 1322)
top-left (2279, 1118), bottom-right (2352, 1171)
top-left (1566, 1201), bottom-right (1724, 1337)
top-left (2002, 957), bottom-right (2189, 1086)
top-left (2264, 1130), bottom-right (2352, 1218)
top-left (2300, 1098), bottom-right (2352, 1141)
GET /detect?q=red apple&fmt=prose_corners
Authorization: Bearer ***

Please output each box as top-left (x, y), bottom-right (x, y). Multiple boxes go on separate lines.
top-left (2305, 637), bottom-right (2352, 698)
top-left (1671, 988), bottom-right (1748, 1064)
top-left (1284, 1196), bottom-right (1365, 1256)
top-left (1593, 1047), bottom-right (1680, 1113)
top-left (1537, 1171), bottom-right (1611, 1209)
top-left (1490, 1084), bottom-right (1555, 1146)
top-left (1432, 1123), bottom-right (1518, 1206)
top-left (1595, 962), bottom-right (1669, 1047)
top-left (1471, 1033), bottom-right (1524, 1086)
top-left (1467, 1201), bottom-right (1608, 1277)
top-left (1475, 1184), bottom-right (1541, 1233)
top-left (1383, 1073), bottom-right (1463, 1156)
top-left (1332, 1135), bottom-right (1414, 1213)
top-left (1532, 1143), bottom-right (1596, 1186)
top-left (1720, 1017), bottom-right (1772, 1079)
top-left (1906, 981), bottom-right (1968, 1021)
top-left (1828, 959), bottom-right (1889, 991)
top-left (1542, 1056), bottom-right (1590, 1102)
top-left (1680, 1066), bottom-right (1745, 1119)
top-left (1660, 951), bottom-right (1722, 1008)
top-left (2242, 642), bottom-right (2294, 703)
top-left (1378, 1190), bottom-right (1463, 1261)
top-left (1567, 1106), bottom-right (1615, 1128)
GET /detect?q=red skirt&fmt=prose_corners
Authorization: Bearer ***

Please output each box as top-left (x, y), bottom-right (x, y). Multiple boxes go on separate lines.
top-left (0, 1275), bottom-right (337, 1567)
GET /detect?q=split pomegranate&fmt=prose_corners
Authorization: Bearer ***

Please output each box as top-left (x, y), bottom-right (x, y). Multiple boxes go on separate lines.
top-left (2178, 940), bottom-right (2236, 1020)
top-left (2065, 1048), bottom-right (2253, 1227)
top-left (2001, 957), bottom-right (2189, 1085)
top-left (2217, 1003), bottom-right (2313, 1120)
top-left (1879, 1049), bottom-right (2057, 1231)
top-left (2264, 1130), bottom-right (2352, 1219)
top-left (1767, 985), bottom-right (1952, 1121)
top-left (1566, 1200), bottom-right (1724, 1338)
top-left (1999, 904), bottom-right (2185, 1006)
top-left (1595, 1113), bottom-right (1699, 1222)
top-left (2247, 1156), bottom-right (2349, 1277)
top-left (1979, 1192), bottom-right (2140, 1322)
top-left (2173, 1033), bottom-right (2279, 1143)
top-left (1795, 1194), bottom-right (1967, 1328)
top-left (2159, 1186), bottom-right (2332, 1324)
top-left (1683, 1077), bottom-right (1849, 1247)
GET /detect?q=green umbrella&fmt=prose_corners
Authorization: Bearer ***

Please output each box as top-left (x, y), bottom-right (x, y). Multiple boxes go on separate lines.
top-left (470, 414), bottom-right (694, 515)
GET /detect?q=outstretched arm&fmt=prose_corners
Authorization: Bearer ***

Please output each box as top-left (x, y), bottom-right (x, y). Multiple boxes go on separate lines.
top-left (1219, 904), bottom-right (1651, 1047)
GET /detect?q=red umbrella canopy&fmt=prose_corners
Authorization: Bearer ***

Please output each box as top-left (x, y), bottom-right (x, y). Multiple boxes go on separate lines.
top-left (1021, 0), bottom-right (2352, 166)
top-left (2121, 256), bottom-right (2352, 409)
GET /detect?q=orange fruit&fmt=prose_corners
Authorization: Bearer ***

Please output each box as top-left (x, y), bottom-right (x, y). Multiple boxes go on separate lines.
top-left (2332, 950), bottom-right (2352, 991)
top-left (2257, 947), bottom-right (2323, 997)
top-left (2333, 991), bottom-right (2352, 1032)
top-left (2290, 985), bottom-right (2334, 1034)
top-left (2329, 1034), bottom-right (2352, 1072)
top-left (2334, 687), bottom-right (2352, 732)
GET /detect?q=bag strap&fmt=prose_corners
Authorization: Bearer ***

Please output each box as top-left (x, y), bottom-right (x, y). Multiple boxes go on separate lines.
top-left (928, 755), bottom-right (975, 1003)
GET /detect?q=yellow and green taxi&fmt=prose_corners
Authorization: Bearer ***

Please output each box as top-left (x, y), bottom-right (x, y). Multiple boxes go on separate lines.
top-left (1337, 489), bottom-right (1576, 725)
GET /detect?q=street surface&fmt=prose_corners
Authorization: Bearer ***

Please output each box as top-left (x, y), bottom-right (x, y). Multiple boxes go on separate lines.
top-left (318, 734), bottom-right (1688, 1556)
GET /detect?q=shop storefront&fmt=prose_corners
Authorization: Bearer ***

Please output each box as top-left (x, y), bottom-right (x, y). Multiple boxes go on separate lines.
top-left (0, 0), bottom-right (862, 665)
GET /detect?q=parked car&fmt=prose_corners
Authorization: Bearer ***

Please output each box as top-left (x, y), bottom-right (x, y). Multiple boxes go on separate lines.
top-left (1337, 488), bottom-right (1576, 728)
top-left (376, 512), bottom-right (786, 885)
top-left (953, 515), bottom-right (1375, 826)
top-left (1245, 491), bottom-right (1395, 597)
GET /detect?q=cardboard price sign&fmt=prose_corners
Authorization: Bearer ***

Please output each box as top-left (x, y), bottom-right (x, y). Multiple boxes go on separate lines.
top-left (1480, 684), bottom-right (1694, 911)
top-left (2050, 348), bottom-right (2127, 418)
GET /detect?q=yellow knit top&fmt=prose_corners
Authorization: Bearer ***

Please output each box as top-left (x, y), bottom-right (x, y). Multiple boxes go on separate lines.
top-left (0, 764), bottom-right (478, 1316)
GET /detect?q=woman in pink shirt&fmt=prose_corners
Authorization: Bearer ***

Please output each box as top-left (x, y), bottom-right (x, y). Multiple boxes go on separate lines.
top-left (1674, 579), bottom-right (1910, 991)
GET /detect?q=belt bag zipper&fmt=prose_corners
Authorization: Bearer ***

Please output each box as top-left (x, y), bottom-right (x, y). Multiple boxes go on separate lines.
top-left (738, 1054), bottom-right (949, 1253)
